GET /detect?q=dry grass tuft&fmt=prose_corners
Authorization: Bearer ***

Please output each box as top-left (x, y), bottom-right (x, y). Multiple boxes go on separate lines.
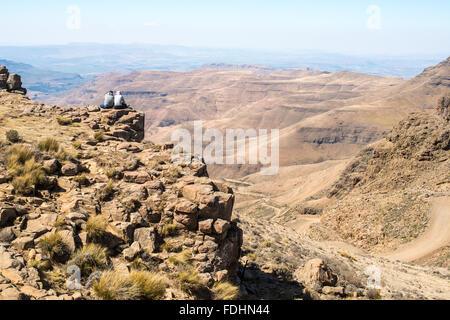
top-left (37, 137), bottom-right (60, 153)
top-left (38, 232), bottom-right (71, 263)
top-left (129, 271), bottom-right (167, 300)
top-left (86, 215), bottom-right (109, 242)
top-left (92, 271), bottom-right (140, 300)
top-left (69, 243), bottom-right (109, 276)
top-left (212, 281), bottom-right (240, 300)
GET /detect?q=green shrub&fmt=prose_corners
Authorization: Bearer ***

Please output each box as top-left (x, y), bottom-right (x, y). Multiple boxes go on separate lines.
top-left (5, 130), bottom-right (19, 143)
top-left (37, 137), bottom-right (60, 153)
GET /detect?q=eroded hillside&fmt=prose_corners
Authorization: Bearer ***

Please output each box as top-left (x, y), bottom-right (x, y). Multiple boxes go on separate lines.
top-left (310, 94), bottom-right (450, 263)
top-left (1, 74), bottom-right (449, 300)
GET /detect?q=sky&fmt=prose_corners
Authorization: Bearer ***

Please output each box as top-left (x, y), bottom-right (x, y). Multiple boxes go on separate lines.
top-left (1, 0), bottom-right (449, 55)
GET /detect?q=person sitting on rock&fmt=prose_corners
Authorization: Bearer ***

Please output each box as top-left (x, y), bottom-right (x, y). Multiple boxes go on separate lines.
top-left (100, 91), bottom-right (114, 109)
top-left (114, 91), bottom-right (128, 109)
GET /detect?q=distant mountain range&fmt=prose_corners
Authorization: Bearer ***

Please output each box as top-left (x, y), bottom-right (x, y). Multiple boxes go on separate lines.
top-left (0, 43), bottom-right (446, 79)
top-left (0, 59), bottom-right (84, 96)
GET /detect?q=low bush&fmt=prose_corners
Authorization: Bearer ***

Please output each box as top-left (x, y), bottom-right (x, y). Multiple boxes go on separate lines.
top-left (5, 130), bottom-right (19, 143)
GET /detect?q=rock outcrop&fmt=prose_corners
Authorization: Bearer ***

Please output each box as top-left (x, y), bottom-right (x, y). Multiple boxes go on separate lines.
top-left (0, 89), bottom-right (242, 300)
top-left (0, 66), bottom-right (26, 95)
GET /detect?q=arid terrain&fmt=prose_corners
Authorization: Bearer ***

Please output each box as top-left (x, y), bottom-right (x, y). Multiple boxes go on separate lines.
top-left (45, 58), bottom-right (449, 177)
top-left (1, 57), bottom-right (449, 300)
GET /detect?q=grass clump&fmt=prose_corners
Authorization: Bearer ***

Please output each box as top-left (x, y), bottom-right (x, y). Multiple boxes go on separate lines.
top-left (177, 268), bottom-right (208, 296)
top-left (86, 215), bottom-right (109, 242)
top-left (212, 281), bottom-right (240, 300)
top-left (92, 271), bottom-right (140, 300)
top-left (38, 232), bottom-right (71, 263)
top-left (28, 259), bottom-right (52, 272)
top-left (57, 117), bottom-right (72, 126)
top-left (69, 243), bottom-right (109, 277)
top-left (164, 167), bottom-right (182, 184)
top-left (160, 221), bottom-right (178, 237)
top-left (129, 271), bottom-right (167, 300)
top-left (6, 130), bottom-right (20, 143)
top-left (100, 180), bottom-right (116, 201)
top-left (37, 137), bottom-right (60, 153)
top-left (6, 145), bottom-right (48, 194)
top-left (160, 240), bottom-right (182, 253)
top-left (72, 141), bottom-right (82, 150)
top-left (12, 166), bottom-right (47, 194)
top-left (94, 130), bottom-right (105, 142)
top-left (6, 144), bottom-right (35, 173)
top-left (168, 250), bottom-right (193, 267)
top-left (105, 168), bottom-right (124, 180)
top-left (129, 258), bottom-right (147, 271)
top-left (74, 173), bottom-right (89, 187)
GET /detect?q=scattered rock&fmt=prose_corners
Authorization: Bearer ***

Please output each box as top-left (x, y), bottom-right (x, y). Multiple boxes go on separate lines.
top-left (61, 163), bottom-right (79, 176)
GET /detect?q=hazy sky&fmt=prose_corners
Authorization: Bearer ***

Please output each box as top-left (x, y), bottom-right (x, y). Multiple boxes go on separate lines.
top-left (1, 0), bottom-right (449, 55)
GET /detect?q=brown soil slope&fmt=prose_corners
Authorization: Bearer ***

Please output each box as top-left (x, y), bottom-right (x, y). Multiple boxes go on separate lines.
top-left (313, 94), bottom-right (450, 258)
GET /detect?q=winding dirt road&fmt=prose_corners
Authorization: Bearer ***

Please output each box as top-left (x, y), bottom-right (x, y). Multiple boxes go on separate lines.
top-left (383, 196), bottom-right (450, 263)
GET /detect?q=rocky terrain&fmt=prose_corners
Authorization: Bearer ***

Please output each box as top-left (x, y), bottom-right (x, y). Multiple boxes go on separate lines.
top-left (1, 81), bottom-right (449, 300)
top-left (0, 90), bottom-right (242, 300)
top-left (310, 94), bottom-right (450, 258)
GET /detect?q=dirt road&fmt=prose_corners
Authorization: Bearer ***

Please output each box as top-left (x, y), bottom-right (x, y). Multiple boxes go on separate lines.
top-left (383, 196), bottom-right (450, 263)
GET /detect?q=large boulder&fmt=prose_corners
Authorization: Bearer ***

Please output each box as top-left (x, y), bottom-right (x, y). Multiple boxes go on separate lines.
top-left (133, 227), bottom-right (157, 253)
top-left (0, 206), bottom-right (17, 227)
top-left (294, 258), bottom-right (338, 290)
top-left (6, 74), bottom-right (22, 91)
